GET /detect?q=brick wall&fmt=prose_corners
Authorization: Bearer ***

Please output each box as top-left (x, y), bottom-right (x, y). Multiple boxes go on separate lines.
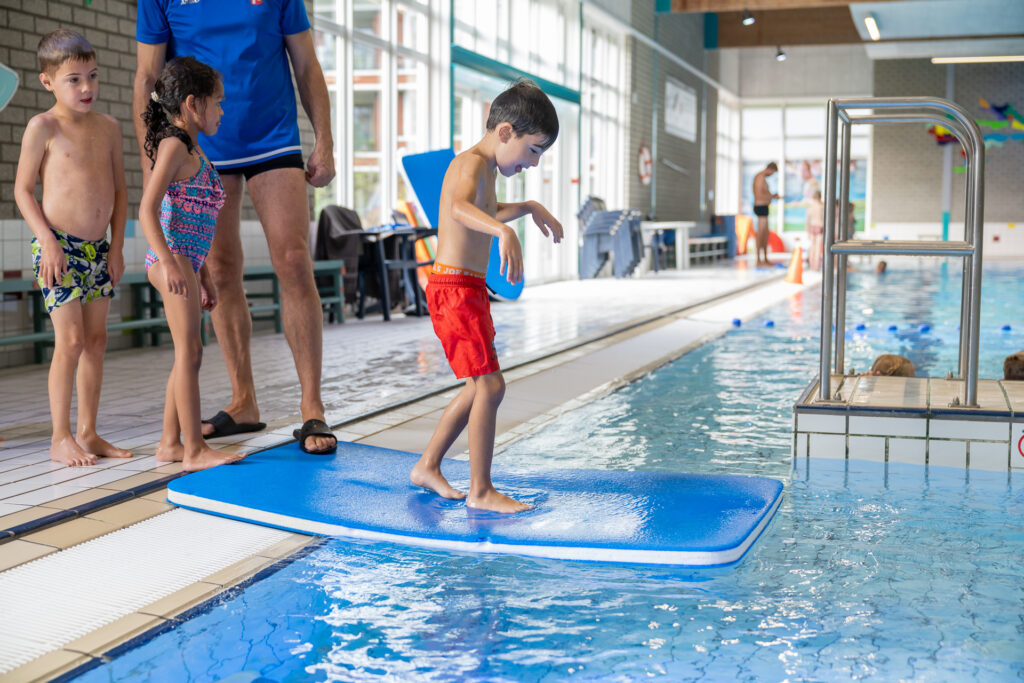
top-left (654, 11), bottom-right (710, 222)
top-left (871, 59), bottom-right (947, 225)
top-left (626, 4), bottom-right (715, 224)
top-left (626, 2), bottom-right (656, 216)
top-left (871, 59), bottom-right (1024, 228)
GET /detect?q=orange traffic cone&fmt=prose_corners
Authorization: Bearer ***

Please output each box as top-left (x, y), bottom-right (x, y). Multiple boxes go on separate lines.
top-left (785, 247), bottom-right (803, 284)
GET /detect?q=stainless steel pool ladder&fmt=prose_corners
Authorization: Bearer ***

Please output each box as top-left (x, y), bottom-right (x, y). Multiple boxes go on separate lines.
top-left (818, 97), bottom-right (985, 407)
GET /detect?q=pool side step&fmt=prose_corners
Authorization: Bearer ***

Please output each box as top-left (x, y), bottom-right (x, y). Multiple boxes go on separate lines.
top-left (793, 375), bottom-right (1024, 471)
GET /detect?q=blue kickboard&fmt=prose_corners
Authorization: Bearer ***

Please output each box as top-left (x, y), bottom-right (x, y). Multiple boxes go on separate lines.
top-left (400, 148), bottom-right (525, 301)
top-left (167, 442), bottom-right (783, 567)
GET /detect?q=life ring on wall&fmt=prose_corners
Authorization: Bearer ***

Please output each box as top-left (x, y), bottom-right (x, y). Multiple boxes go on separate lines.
top-left (638, 143), bottom-right (653, 186)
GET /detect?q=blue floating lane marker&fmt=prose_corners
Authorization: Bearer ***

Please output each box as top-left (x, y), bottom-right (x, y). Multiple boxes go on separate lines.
top-left (732, 318), bottom-right (742, 327)
top-left (855, 323), bottom-right (867, 331)
top-left (888, 325), bottom-right (898, 332)
top-left (919, 324), bottom-right (931, 333)
top-left (1002, 324), bottom-right (1012, 331)
top-left (167, 442), bottom-right (785, 568)
top-left (764, 320), bottom-right (774, 327)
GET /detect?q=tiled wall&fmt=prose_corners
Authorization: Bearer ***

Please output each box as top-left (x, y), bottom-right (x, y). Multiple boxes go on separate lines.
top-left (730, 44), bottom-right (873, 100)
top-left (626, 4), bottom-right (717, 224)
top-left (796, 376), bottom-right (1024, 472)
top-left (872, 59), bottom-right (1024, 226)
top-left (795, 410), bottom-right (1020, 472)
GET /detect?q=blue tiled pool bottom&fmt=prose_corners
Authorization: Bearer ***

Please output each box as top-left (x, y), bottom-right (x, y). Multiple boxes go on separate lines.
top-left (75, 263), bottom-right (1024, 681)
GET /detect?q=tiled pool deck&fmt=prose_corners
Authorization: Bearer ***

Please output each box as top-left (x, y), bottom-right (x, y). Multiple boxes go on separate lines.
top-left (0, 265), bottom-right (783, 534)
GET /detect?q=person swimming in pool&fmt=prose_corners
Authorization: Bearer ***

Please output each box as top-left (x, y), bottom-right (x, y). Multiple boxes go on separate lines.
top-left (1004, 351), bottom-right (1024, 381)
top-left (863, 354), bottom-right (915, 377)
top-left (409, 80), bottom-right (563, 514)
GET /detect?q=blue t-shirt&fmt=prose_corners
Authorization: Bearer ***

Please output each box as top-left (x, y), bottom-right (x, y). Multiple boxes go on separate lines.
top-left (137, 0), bottom-right (311, 169)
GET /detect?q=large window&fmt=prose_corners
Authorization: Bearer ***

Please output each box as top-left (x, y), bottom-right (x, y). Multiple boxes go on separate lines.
top-left (450, 0), bottom-right (582, 284)
top-left (741, 104), bottom-right (870, 232)
top-left (313, 0), bottom-right (445, 227)
top-left (452, 0), bottom-right (580, 88)
top-left (581, 15), bottom-right (627, 211)
top-left (715, 96), bottom-right (740, 215)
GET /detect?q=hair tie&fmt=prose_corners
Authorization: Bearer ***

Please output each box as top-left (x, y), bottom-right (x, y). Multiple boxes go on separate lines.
top-left (150, 91), bottom-right (159, 102)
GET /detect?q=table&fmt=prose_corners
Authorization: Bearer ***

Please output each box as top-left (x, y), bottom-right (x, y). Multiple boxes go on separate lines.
top-left (357, 226), bottom-right (437, 321)
top-left (639, 220), bottom-right (696, 270)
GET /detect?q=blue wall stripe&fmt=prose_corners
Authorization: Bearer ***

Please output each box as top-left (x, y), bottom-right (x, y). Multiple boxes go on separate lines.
top-left (450, 45), bottom-right (581, 104)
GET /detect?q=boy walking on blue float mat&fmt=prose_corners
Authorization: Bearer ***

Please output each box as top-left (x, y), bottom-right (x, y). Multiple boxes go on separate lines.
top-left (410, 80), bottom-right (563, 513)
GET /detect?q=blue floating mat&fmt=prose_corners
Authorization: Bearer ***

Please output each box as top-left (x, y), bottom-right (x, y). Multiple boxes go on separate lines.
top-left (168, 442), bottom-right (783, 567)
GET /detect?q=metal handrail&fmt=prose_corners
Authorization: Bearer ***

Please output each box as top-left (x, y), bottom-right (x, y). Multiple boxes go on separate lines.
top-left (818, 97), bottom-right (985, 407)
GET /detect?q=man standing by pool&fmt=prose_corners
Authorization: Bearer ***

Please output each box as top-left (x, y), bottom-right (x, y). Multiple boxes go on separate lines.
top-left (752, 162), bottom-right (780, 267)
top-left (133, 0), bottom-right (338, 454)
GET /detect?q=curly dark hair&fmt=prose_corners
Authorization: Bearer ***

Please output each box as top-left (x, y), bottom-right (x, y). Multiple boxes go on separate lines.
top-left (142, 56), bottom-right (221, 167)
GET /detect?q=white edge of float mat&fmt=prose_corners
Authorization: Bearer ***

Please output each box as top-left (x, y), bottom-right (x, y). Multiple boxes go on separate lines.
top-left (167, 489), bottom-right (784, 568)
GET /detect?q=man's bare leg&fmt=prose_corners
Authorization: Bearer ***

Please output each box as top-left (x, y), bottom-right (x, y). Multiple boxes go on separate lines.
top-left (202, 173), bottom-right (261, 435)
top-left (756, 216), bottom-right (769, 267)
top-left (248, 168), bottom-right (334, 453)
top-left (75, 297), bottom-right (132, 459)
top-left (48, 301), bottom-right (96, 466)
top-left (410, 382), bottom-right (474, 499)
top-left (465, 372), bottom-right (531, 513)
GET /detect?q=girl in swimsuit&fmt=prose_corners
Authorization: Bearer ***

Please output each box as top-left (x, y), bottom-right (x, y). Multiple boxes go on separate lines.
top-left (140, 57), bottom-right (242, 472)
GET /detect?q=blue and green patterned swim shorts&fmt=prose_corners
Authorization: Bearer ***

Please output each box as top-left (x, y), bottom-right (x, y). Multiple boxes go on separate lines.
top-left (31, 228), bottom-right (114, 313)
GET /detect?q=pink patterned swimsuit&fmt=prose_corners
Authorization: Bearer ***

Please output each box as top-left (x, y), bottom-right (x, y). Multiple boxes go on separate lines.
top-left (145, 154), bottom-right (225, 273)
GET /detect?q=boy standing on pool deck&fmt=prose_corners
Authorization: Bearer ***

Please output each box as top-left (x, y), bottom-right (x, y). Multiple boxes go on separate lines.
top-left (13, 30), bottom-right (132, 467)
top-left (410, 80), bottom-right (562, 513)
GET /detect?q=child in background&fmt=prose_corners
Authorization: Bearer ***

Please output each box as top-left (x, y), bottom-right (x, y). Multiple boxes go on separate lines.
top-left (14, 29), bottom-right (132, 466)
top-left (141, 57), bottom-right (241, 472)
top-left (410, 80), bottom-right (563, 513)
top-left (1004, 351), bottom-right (1024, 381)
top-left (866, 354), bottom-right (915, 377)
top-left (805, 189), bottom-right (824, 270)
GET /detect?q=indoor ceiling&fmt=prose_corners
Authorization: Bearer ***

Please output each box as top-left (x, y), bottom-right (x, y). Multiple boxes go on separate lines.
top-left (671, 0), bottom-right (1024, 59)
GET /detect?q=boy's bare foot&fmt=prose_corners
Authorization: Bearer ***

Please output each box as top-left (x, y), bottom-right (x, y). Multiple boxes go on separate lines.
top-left (410, 462), bottom-right (466, 500)
top-left (50, 436), bottom-right (98, 467)
top-left (77, 432), bottom-right (133, 459)
top-left (467, 488), bottom-right (532, 513)
top-left (182, 445), bottom-right (246, 473)
top-left (155, 441), bottom-right (185, 463)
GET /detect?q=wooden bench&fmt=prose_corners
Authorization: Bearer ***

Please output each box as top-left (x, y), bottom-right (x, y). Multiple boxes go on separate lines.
top-left (0, 259), bottom-right (347, 363)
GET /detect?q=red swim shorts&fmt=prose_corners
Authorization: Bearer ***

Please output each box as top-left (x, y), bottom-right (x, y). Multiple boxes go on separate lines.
top-left (427, 271), bottom-right (500, 379)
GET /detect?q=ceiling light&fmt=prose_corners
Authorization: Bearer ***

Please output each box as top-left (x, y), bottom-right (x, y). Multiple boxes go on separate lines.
top-left (931, 55), bottom-right (1024, 64)
top-left (742, 9), bottom-right (755, 26)
top-left (863, 13), bottom-right (880, 41)
top-left (776, 46), bottom-right (787, 62)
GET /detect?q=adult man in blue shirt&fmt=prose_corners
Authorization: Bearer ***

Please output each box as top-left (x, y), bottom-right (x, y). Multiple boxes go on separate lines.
top-left (133, 0), bottom-right (337, 454)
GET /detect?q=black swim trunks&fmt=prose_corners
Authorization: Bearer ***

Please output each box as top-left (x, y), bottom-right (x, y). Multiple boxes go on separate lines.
top-left (754, 204), bottom-right (769, 217)
top-left (216, 153), bottom-right (305, 181)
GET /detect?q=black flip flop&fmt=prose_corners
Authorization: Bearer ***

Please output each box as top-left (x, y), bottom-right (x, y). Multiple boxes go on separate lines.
top-left (293, 418), bottom-right (338, 454)
top-left (202, 411), bottom-right (267, 439)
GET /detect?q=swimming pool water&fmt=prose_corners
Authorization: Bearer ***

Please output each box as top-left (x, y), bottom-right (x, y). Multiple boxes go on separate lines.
top-left (75, 263), bottom-right (1023, 682)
